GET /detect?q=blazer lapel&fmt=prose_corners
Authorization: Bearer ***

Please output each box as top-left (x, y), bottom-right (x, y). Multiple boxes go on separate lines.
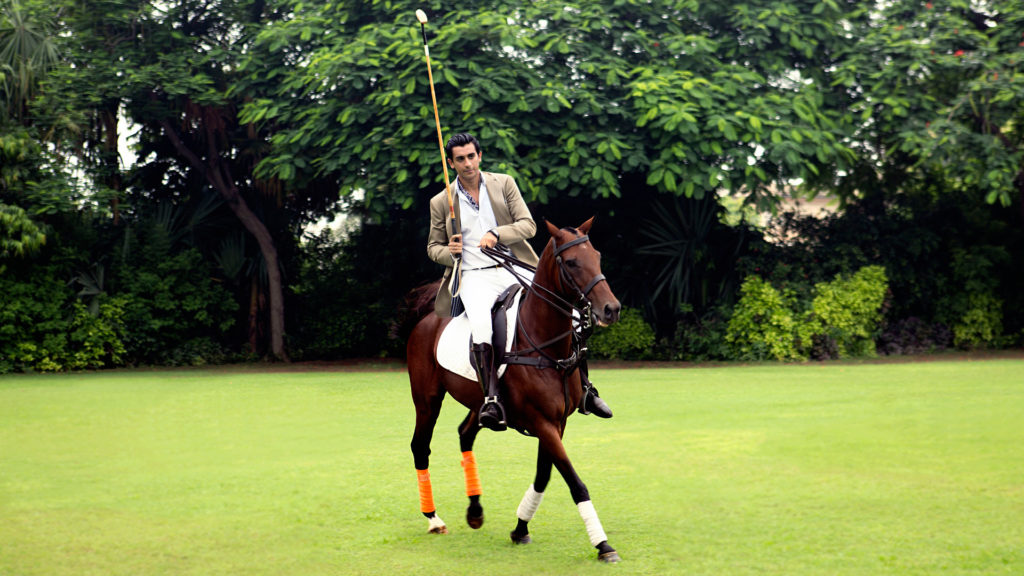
top-left (482, 172), bottom-right (512, 225)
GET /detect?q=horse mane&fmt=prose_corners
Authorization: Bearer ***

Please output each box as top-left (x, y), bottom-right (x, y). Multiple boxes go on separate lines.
top-left (390, 279), bottom-right (442, 343)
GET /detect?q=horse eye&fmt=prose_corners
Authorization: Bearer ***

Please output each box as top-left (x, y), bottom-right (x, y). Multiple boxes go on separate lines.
top-left (566, 259), bottom-right (579, 268)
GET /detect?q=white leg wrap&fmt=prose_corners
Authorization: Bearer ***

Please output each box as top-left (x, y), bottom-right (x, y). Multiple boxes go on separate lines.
top-left (577, 500), bottom-right (607, 546)
top-left (428, 514), bottom-right (446, 532)
top-left (516, 484), bottom-right (545, 522)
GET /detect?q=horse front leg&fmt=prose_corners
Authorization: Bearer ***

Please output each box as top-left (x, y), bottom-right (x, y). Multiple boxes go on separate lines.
top-left (510, 445), bottom-right (553, 545)
top-left (538, 425), bottom-right (621, 563)
top-left (458, 410), bottom-right (485, 529)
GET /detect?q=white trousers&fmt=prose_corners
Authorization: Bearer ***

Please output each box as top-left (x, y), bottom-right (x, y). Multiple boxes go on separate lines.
top-left (459, 266), bottom-right (532, 344)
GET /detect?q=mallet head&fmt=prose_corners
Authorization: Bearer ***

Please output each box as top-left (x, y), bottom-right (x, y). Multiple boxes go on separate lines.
top-left (416, 9), bottom-right (428, 24)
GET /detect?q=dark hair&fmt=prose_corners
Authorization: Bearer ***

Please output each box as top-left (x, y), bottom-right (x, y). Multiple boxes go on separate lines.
top-left (445, 133), bottom-right (481, 159)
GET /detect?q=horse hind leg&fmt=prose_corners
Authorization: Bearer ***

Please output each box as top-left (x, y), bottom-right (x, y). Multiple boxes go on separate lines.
top-left (458, 410), bottom-right (485, 529)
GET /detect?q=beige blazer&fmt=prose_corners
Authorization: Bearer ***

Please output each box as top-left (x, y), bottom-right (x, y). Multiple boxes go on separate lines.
top-left (427, 172), bottom-right (539, 317)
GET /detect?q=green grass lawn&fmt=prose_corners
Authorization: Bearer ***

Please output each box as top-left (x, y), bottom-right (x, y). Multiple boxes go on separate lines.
top-left (1, 359), bottom-right (1022, 575)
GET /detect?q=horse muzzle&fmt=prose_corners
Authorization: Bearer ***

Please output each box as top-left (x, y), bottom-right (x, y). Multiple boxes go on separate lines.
top-left (593, 300), bottom-right (621, 327)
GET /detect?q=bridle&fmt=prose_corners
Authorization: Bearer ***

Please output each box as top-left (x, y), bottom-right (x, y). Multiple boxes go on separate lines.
top-left (482, 230), bottom-right (608, 372)
top-left (552, 235), bottom-right (608, 308)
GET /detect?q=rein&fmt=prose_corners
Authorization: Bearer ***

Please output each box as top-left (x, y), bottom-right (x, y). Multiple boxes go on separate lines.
top-left (481, 234), bottom-right (608, 420)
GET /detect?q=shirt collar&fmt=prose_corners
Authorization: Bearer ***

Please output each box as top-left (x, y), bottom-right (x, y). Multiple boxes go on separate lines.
top-left (456, 173), bottom-right (485, 211)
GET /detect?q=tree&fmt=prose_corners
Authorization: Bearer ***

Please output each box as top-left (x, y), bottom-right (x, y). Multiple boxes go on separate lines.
top-left (0, 0), bottom-right (58, 123)
top-left (46, 0), bottom-right (340, 361)
top-left (835, 0), bottom-right (1024, 221)
top-left (1, 0), bottom-right (61, 258)
top-left (241, 0), bottom-right (859, 216)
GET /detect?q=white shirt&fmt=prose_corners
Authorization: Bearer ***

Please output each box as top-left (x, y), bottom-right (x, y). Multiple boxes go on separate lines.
top-left (456, 176), bottom-right (500, 270)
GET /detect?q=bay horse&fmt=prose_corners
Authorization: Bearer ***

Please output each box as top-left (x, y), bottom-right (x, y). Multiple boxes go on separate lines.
top-left (404, 217), bottom-right (622, 563)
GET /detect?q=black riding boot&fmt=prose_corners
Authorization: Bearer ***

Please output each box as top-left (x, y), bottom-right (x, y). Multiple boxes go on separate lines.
top-left (577, 360), bottom-right (613, 418)
top-left (472, 343), bottom-right (507, 431)
top-left (580, 384), bottom-right (613, 418)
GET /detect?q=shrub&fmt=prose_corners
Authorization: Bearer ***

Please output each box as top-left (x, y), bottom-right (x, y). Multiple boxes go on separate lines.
top-left (66, 299), bottom-right (127, 370)
top-left (588, 307), bottom-right (656, 360)
top-left (0, 265), bottom-right (128, 373)
top-left (725, 276), bottom-right (805, 361)
top-left (725, 267), bottom-right (890, 362)
top-left (670, 305), bottom-right (730, 361)
top-left (952, 293), bottom-right (1003, 349)
top-left (808, 265), bottom-right (889, 358)
top-left (0, 265), bottom-right (74, 373)
top-left (114, 248), bottom-right (237, 365)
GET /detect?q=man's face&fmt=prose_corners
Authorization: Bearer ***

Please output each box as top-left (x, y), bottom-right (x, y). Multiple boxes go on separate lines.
top-left (448, 143), bottom-right (482, 182)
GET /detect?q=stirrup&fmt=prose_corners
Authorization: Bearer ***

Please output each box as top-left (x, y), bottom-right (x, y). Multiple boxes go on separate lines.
top-left (579, 387), bottom-right (613, 419)
top-left (479, 397), bottom-right (507, 431)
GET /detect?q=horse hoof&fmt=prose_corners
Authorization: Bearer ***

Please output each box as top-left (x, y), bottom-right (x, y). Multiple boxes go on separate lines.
top-left (466, 502), bottom-right (484, 529)
top-left (598, 550), bottom-right (621, 563)
top-left (510, 531), bottom-right (531, 545)
top-left (427, 515), bottom-right (448, 535)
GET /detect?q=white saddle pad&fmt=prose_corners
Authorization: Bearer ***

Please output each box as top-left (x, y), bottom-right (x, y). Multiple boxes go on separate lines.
top-left (437, 288), bottom-right (524, 381)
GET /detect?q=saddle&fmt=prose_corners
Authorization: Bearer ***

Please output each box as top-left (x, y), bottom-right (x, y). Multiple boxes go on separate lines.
top-left (436, 284), bottom-right (600, 419)
top-left (435, 285), bottom-right (524, 382)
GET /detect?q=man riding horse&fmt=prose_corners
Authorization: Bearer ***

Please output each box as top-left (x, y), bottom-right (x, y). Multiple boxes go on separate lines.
top-left (426, 132), bottom-right (612, 431)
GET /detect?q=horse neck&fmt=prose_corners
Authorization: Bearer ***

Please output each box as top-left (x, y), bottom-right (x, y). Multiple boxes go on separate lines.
top-left (519, 246), bottom-right (573, 354)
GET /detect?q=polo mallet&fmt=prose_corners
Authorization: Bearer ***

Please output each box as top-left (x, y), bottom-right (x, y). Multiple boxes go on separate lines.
top-left (416, 9), bottom-right (463, 316)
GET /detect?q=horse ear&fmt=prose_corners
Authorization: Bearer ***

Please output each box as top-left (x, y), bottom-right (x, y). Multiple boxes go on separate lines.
top-left (578, 216), bottom-right (595, 234)
top-left (545, 220), bottom-right (560, 237)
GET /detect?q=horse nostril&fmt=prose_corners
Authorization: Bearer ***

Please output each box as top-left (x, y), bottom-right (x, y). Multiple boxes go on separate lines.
top-left (605, 303), bottom-right (621, 323)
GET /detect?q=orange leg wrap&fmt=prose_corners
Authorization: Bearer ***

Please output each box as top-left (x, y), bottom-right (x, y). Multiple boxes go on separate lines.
top-left (461, 451), bottom-right (482, 497)
top-left (417, 469), bottom-right (435, 514)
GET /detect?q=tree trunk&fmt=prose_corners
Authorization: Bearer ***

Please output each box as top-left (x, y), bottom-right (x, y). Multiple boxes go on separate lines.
top-left (160, 118), bottom-right (290, 362)
top-left (218, 183), bottom-right (289, 362)
top-left (248, 275), bottom-right (264, 355)
top-left (1018, 168), bottom-right (1024, 227)
top-left (100, 106), bottom-right (122, 225)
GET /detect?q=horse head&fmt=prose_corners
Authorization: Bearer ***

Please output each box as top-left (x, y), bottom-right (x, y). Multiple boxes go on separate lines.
top-left (544, 217), bottom-right (621, 327)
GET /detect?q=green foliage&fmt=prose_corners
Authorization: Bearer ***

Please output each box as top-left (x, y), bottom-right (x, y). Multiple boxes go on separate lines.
top-left (0, 0), bottom-right (59, 122)
top-left (952, 293), bottom-right (1003, 350)
top-left (587, 307), bottom-right (656, 361)
top-left (0, 263), bottom-right (70, 372)
top-left (113, 247), bottom-right (237, 365)
top-left (3, 0), bottom-right (1022, 367)
top-left (635, 194), bottom-right (750, 332)
top-left (835, 0), bottom-right (1024, 211)
top-left (0, 263), bottom-right (125, 373)
top-left (242, 0), bottom-right (858, 219)
top-left (809, 265), bottom-right (889, 358)
top-left (726, 276), bottom-right (804, 361)
top-left (0, 202), bottom-right (45, 257)
top-left (290, 213), bottom-right (434, 359)
top-left (669, 305), bottom-right (731, 362)
top-left (726, 267), bottom-right (890, 361)
top-left (66, 298), bottom-right (127, 370)
top-left (937, 247), bottom-right (1006, 350)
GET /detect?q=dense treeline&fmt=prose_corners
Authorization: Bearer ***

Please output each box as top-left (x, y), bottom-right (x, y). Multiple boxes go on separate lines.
top-left (1, 0), bottom-right (1022, 371)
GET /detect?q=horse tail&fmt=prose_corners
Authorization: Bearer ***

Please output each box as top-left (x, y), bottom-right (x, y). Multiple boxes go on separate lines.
top-left (390, 279), bottom-right (442, 343)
